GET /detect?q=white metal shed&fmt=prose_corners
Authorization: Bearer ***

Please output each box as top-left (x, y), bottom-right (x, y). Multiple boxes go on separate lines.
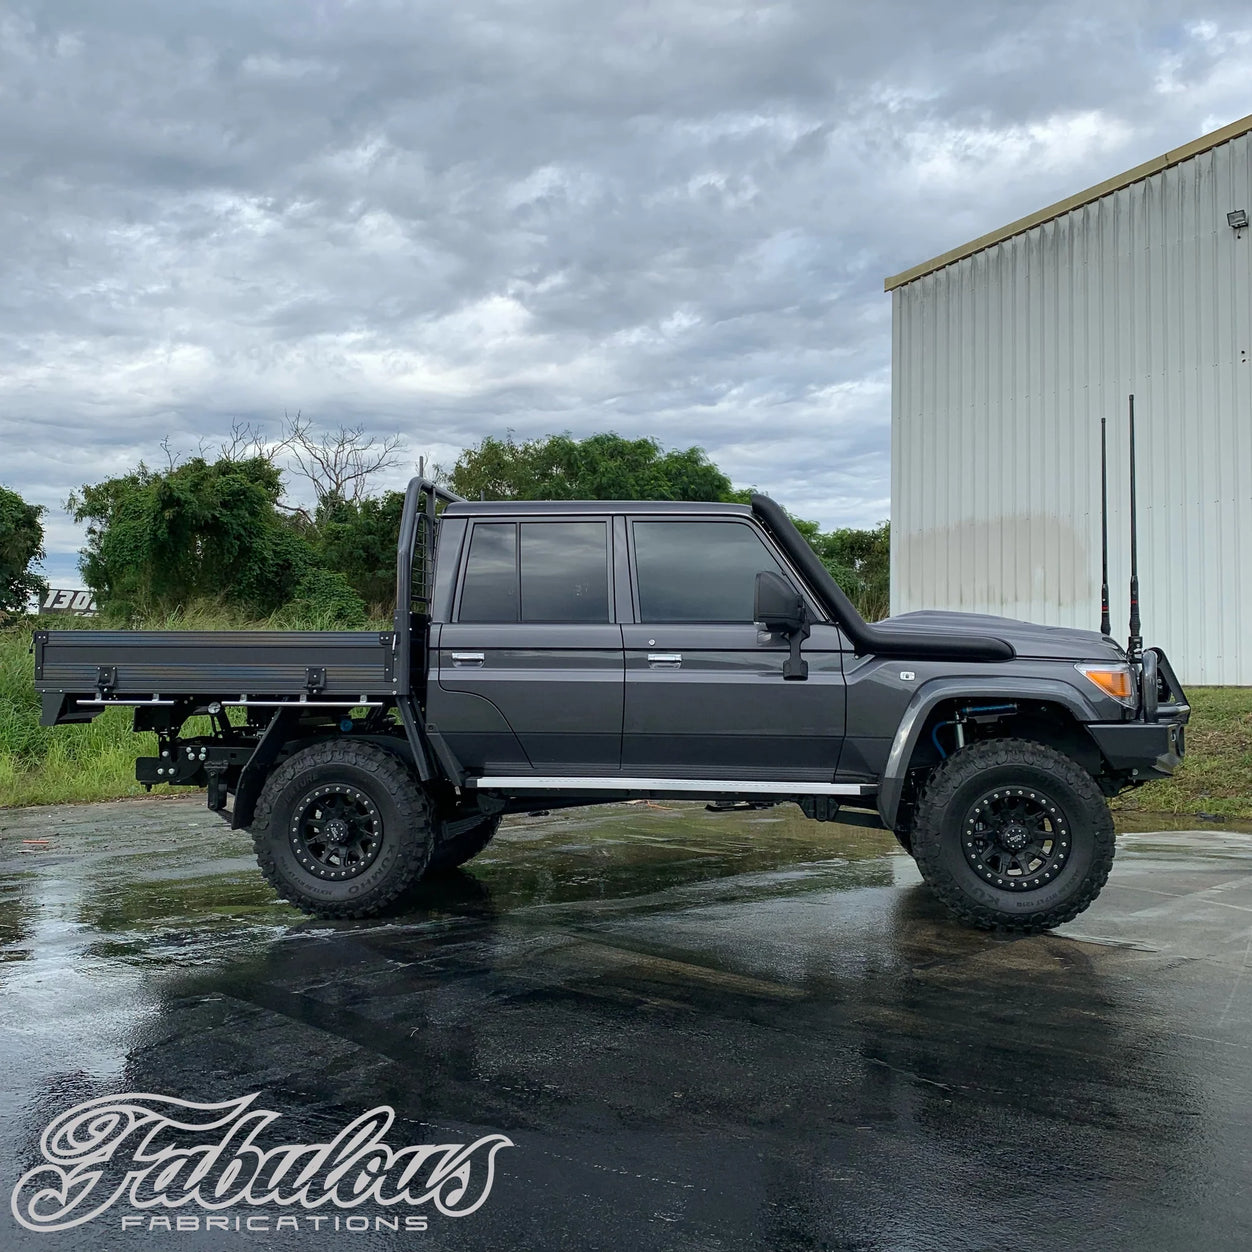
top-left (886, 113), bottom-right (1252, 685)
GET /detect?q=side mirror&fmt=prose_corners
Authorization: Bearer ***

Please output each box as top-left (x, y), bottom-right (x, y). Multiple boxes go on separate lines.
top-left (754, 571), bottom-right (807, 634)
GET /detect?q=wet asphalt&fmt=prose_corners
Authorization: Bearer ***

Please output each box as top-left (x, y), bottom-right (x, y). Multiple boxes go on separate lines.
top-left (0, 797), bottom-right (1250, 1251)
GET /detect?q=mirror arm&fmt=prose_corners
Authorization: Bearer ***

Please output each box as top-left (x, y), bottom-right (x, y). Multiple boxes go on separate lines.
top-left (782, 616), bottom-right (810, 681)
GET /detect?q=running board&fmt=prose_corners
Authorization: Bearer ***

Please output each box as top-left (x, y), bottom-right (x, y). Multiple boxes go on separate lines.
top-left (467, 776), bottom-right (875, 797)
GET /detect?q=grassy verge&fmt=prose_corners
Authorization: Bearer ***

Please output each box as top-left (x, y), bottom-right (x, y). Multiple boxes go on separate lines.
top-left (0, 606), bottom-right (390, 808)
top-left (1, 616), bottom-right (146, 806)
top-left (2, 615), bottom-right (1249, 817)
top-left (1110, 686), bottom-right (1252, 821)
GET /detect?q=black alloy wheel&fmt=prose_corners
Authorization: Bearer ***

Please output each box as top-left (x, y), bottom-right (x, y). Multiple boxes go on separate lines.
top-left (960, 786), bottom-right (1071, 891)
top-left (289, 784), bottom-right (384, 880)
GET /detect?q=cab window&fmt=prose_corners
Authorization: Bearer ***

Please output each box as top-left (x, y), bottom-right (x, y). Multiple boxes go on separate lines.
top-left (632, 520), bottom-right (788, 623)
top-left (458, 523), bottom-right (517, 622)
top-left (458, 521), bottom-right (610, 623)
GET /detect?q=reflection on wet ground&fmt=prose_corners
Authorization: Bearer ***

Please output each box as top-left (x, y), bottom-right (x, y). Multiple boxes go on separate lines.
top-left (1, 796), bottom-right (1251, 1250)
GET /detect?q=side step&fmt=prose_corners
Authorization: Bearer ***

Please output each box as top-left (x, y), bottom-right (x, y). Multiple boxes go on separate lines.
top-left (468, 776), bottom-right (875, 797)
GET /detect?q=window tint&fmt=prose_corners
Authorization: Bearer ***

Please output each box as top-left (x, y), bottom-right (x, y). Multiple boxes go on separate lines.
top-left (633, 520), bottom-right (788, 622)
top-left (521, 523), bottom-right (609, 622)
top-left (459, 520), bottom-right (610, 622)
top-left (459, 523), bottom-right (518, 622)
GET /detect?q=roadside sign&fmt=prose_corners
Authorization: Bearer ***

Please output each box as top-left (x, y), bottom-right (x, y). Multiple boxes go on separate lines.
top-left (39, 588), bottom-right (98, 615)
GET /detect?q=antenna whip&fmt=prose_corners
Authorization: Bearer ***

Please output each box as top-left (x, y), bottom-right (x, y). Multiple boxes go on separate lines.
top-left (1127, 395), bottom-right (1142, 660)
top-left (1099, 417), bottom-right (1111, 637)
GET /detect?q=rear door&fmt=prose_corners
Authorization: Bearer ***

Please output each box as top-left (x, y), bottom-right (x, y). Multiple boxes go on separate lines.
top-left (621, 517), bottom-right (846, 780)
top-left (430, 517), bottom-right (624, 771)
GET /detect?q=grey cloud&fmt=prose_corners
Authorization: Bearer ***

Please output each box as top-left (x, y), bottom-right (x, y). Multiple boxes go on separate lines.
top-left (2, 0), bottom-right (1251, 582)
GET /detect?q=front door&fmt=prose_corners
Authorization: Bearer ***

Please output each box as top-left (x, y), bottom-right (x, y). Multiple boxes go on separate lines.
top-left (622, 517), bottom-right (846, 779)
top-left (429, 517), bottom-right (624, 772)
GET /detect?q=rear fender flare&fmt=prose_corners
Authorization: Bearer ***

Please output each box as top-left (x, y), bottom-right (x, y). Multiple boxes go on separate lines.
top-left (877, 677), bottom-right (1101, 829)
top-left (233, 727), bottom-right (429, 830)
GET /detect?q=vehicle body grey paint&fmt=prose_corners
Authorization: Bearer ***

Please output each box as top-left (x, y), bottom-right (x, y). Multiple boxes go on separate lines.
top-left (433, 622), bottom-right (625, 769)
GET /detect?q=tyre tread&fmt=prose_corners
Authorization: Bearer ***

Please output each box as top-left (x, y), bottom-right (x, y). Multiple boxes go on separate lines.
top-left (250, 740), bottom-right (432, 919)
top-left (427, 816), bottom-right (501, 874)
top-left (911, 738), bottom-right (1115, 934)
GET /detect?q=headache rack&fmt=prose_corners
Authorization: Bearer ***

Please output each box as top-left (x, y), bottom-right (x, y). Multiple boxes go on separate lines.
top-left (393, 476), bottom-right (464, 694)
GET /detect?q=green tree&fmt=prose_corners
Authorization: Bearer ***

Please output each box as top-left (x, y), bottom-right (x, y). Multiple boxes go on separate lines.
top-left (796, 517), bottom-right (891, 621)
top-left (70, 456), bottom-right (318, 619)
top-left (449, 431), bottom-right (891, 619)
top-left (66, 427), bottom-right (892, 628)
top-left (0, 485), bottom-right (47, 616)
top-left (270, 567), bottom-right (368, 630)
top-left (308, 491), bottom-right (406, 611)
top-left (447, 433), bottom-right (742, 502)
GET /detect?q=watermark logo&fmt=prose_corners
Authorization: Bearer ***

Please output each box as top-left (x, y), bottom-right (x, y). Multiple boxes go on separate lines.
top-left (10, 1093), bottom-right (513, 1233)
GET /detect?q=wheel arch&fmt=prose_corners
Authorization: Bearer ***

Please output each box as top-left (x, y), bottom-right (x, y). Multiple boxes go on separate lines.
top-left (249, 737), bottom-right (437, 918)
top-left (877, 677), bottom-right (1103, 829)
top-left (232, 716), bottom-right (419, 831)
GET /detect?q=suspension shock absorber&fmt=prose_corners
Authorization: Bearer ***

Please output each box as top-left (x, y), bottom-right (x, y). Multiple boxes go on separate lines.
top-left (931, 703), bottom-right (1019, 758)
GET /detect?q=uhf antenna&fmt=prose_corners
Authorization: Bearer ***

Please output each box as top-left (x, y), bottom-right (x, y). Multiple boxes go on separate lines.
top-left (1127, 394), bottom-right (1142, 661)
top-left (1099, 417), bottom-right (1111, 637)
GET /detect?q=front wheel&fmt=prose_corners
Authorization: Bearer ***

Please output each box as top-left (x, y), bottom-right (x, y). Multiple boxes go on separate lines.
top-left (910, 738), bottom-right (1114, 933)
top-left (250, 741), bottom-right (436, 918)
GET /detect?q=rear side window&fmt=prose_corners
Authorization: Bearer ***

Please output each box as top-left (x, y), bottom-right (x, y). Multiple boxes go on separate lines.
top-left (458, 521), bottom-right (610, 623)
top-left (521, 522), bottom-right (609, 622)
top-left (458, 523), bottom-right (518, 622)
top-left (633, 520), bottom-right (787, 622)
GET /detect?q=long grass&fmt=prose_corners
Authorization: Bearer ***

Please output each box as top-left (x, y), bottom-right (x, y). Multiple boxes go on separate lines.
top-left (1, 615), bottom-right (144, 806)
top-left (3, 611), bottom-right (1250, 817)
top-left (1110, 686), bottom-right (1252, 821)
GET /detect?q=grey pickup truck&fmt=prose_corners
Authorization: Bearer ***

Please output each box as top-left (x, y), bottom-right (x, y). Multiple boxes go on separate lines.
top-left (33, 479), bottom-right (1189, 932)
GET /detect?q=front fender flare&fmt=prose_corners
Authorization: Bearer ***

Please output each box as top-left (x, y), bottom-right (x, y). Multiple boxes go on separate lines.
top-left (876, 676), bottom-right (1102, 829)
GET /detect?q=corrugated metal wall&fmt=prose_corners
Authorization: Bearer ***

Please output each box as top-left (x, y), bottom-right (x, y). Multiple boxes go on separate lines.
top-left (891, 130), bottom-right (1252, 685)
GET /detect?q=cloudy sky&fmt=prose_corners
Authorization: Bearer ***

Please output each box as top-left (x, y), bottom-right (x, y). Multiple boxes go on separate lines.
top-left (3, 1), bottom-right (1250, 584)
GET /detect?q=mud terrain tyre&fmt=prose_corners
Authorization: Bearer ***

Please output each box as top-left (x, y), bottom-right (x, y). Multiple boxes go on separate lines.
top-left (427, 815), bottom-right (502, 874)
top-left (911, 738), bottom-right (1114, 934)
top-left (251, 741), bottom-right (435, 918)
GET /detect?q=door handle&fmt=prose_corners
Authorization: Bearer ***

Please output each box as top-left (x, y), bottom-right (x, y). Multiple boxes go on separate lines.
top-left (450, 652), bottom-right (485, 666)
top-left (647, 653), bottom-right (682, 667)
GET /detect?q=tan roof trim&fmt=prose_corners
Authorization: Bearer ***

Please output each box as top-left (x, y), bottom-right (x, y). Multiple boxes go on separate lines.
top-left (884, 111), bottom-right (1252, 292)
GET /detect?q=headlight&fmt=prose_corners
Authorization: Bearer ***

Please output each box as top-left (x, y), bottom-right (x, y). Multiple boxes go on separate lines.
top-left (1076, 663), bottom-right (1137, 708)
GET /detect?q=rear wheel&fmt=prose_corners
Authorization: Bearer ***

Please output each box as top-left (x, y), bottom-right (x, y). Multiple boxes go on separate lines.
top-left (251, 741), bottom-right (435, 918)
top-left (427, 814), bottom-right (502, 874)
top-left (910, 738), bottom-right (1114, 933)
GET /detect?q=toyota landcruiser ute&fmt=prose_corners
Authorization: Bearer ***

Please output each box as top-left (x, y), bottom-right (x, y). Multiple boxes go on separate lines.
top-left (33, 478), bottom-right (1189, 932)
